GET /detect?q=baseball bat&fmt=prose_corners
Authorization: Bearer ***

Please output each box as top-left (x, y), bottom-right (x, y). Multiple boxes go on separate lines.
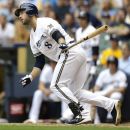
top-left (64, 25), bottom-right (109, 51)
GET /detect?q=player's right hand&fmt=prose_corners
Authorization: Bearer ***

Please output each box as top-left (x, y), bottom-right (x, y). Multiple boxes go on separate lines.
top-left (59, 43), bottom-right (68, 50)
top-left (20, 74), bottom-right (33, 87)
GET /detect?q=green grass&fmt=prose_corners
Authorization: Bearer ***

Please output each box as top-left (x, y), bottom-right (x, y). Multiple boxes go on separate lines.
top-left (0, 124), bottom-right (129, 130)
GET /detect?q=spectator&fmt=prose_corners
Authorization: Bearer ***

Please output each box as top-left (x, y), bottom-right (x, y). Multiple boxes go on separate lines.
top-left (108, 8), bottom-right (130, 41)
top-left (111, 0), bottom-right (124, 8)
top-left (97, 0), bottom-right (117, 25)
top-left (119, 43), bottom-right (130, 75)
top-left (94, 56), bottom-right (127, 123)
top-left (99, 34), bottom-right (122, 67)
top-left (0, 11), bottom-right (15, 46)
top-left (0, 0), bottom-right (16, 23)
top-left (123, 0), bottom-right (130, 7)
top-left (62, 13), bottom-right (78, 38)
top-left (41, 3), bottom-right (53, 17)
top-left (75, 11), bottom-right (100, 119)
top-left (76, 11), bottom-right (99, 64)
top-left (48, 10), bottom-right (60, 23)
top-left (52, 0), bottom-right (70, 21)
top-left (6, 0), bottom-right (16, 23)
top-left (0, 0), bottom-right (8, 9)
top-left (77, 0), bottom-right (102, 28)
top-left (125, 4), bottom-right (130, 25)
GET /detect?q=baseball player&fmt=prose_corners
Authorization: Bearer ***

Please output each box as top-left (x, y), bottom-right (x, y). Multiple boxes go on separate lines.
top-left (75, 11), bottom-right (99, 89)
top-left (94, 56), bottom-right (127, 123)
top-left (76, 11), bottom-right (99, 63)
top-left (15, 3), bottom-right (121, 125)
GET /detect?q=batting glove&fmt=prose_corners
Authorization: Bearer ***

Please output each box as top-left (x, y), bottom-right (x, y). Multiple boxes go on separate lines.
top-left (20, 74), bottom-right (33, 87)
top-left (59, 43), bottom-right (68, 50)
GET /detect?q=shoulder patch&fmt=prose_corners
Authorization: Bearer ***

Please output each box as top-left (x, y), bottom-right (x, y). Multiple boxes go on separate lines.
top-left (47, 24), bottom-right (54, 29)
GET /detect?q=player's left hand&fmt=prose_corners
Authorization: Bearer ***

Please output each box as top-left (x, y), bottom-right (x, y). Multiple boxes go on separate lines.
top-left (20, 74), bottom-right (33, 87)
top-left (59, 43), bottom-right (68, 50)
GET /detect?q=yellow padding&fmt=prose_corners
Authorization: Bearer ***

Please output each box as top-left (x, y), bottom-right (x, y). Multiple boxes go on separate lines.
top-left (17, 47), bottom-right (27, 73)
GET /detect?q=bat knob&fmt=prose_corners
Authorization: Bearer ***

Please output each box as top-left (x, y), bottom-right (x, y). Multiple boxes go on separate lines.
top-left (104, 25), bottom-right (109, 30)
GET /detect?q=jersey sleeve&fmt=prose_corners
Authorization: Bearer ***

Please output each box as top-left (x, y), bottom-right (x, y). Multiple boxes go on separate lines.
top-left (46, 18), bottom-right (64, 36)
top-left (30, 34), bottom-right (42, 57)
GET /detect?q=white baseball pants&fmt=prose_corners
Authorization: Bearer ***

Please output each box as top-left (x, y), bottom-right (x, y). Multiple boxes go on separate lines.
top-left (50, 46), bottom-right (117, 114)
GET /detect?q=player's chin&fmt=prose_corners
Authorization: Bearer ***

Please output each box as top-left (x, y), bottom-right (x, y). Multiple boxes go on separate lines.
top-left (22, 21), bottom-right (28, 25)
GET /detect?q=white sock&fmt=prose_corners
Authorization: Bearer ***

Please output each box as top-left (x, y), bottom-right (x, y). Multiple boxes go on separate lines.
top-left (29, 90), bottom-right (44, 121)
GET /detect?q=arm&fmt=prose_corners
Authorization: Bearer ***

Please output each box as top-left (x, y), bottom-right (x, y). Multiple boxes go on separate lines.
top-left (110, 87), bottom-right (126, 94)
top-left (30, 54), bottom-right (45, 79)
top-left (30, 67), bottom-right (41, 80)
top-left (105, 87), bottom-right (126, 97)
top-left (38, 81), bottom-right (52, 96)
top-left (20, 54), bottom-right (45, 87)
top-left (51, 29), bottom-right (68, 49)
top-left (93, 85), bottom-right (101, 92)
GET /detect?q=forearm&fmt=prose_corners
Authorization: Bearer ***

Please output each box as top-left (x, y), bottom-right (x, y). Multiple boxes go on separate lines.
top-left (51, 30), bottom-right (66, 44)
top-left (93, 85), bottom-right (100, 92)
top-left (30, 67), bottom-right (41, 80)
top-left (20, 54), bottom-right (45, 87)
top-left (38, 82), bottom-right (52, 96)
top-left (31, 54), bottom-right (45, 79)
top-left (113, 87), bottom-right (126, 94)
top-left (51, 30), bottom-right (68, 50)
top-left (58, 37), bottom-right (66, 44)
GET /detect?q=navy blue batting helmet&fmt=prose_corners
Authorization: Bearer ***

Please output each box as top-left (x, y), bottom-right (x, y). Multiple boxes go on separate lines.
top-left (78, 11), bottom-right (90, 22)
top-left (15, 3), bottom-right (38, 17)
top-left (107, 56), bottom-right (118, 68)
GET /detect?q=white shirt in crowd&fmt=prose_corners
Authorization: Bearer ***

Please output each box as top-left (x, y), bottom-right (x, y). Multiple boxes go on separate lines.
top-left (30, 17), bottom-right (74, 62)
top-left (0, 23), bottom-right (14, 46)
top-left (119, 56), bottom-right (130, 75)
top-left (75, 24), bottom-right (99, 61)
top-left (39, 64), bottom-right (53, 84)
top-left (96, 69), bottom-right (127, 90)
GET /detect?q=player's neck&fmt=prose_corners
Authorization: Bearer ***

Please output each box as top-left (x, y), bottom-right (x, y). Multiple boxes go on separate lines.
top-left (110, 69), bottom-right (117, 74)
top-left (30, 17), bottom-right (37, 32)
top-left (81, 24), bottom-right (89, 32)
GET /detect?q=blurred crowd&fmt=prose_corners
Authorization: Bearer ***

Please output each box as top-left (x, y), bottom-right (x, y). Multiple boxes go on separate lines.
top-left (0, 0), bottom-right (130, 124)
top-left (0, 0), bottom-right (130, 45)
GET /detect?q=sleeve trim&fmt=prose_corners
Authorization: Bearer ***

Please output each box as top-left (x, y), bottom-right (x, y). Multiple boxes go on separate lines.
top-left (34, 52), bottom-right (42, 57)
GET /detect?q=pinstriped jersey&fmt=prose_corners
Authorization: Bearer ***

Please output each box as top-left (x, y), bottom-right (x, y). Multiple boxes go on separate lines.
top-left (30, 17), bottom-right (74, 61)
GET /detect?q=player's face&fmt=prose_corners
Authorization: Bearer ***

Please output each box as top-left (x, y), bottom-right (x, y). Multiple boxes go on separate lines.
top-left (78, 18), bottom-right (88, 28)
top-left (18, 11), bottom-right (30, 25)
top-left (108, 63), bottom-right (117, 73)
top-left (111, 40), bottom-right (118, 49)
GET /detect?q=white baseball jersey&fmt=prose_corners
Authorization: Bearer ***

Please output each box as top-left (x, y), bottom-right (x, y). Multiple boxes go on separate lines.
top-left (0, 22), bottom-right (15, 45)
top-left (96, 69), bottom-right (127, 89)
top-left (29, 17), bottom-right (118, 118)
top-left (30, 17), bottom-right (74, 61)
top-left (75, 24), bottom-right (99, 61)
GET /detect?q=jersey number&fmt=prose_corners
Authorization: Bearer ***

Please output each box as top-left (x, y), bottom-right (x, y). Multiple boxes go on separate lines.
top-left (44, 42), bottom-right (52, 49)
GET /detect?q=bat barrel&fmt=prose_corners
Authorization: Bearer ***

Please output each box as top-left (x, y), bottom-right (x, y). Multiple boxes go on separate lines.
top-left (63, 25), bottom-right (109, 51)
